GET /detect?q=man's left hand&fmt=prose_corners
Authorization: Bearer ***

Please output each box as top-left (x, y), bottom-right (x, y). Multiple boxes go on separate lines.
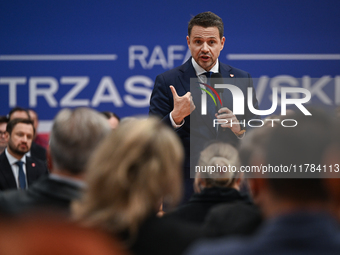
top-left (215, 107), bottom-right (241, 133)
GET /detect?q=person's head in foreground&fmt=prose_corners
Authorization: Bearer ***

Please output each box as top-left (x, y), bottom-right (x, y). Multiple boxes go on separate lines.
top-left (195, 143), bottom-right (242, 192)
top-left (73, 118), bottom-right (183, 240)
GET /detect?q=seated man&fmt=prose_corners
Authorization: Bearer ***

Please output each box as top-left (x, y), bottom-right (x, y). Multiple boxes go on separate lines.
top-left (0, 108), bottom-right (110, 215)
top-left (186, 109), bottom-right (340, 255)
top-left (0, 118), bottom-right (48, 191)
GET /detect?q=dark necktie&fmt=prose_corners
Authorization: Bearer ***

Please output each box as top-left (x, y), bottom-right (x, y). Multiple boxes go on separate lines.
top-left (15, 161), bottom-right (26, 189)
top-left (203, 71), bottom-right (217, 116)
top-left (203, 72), bottom-right (220, 134)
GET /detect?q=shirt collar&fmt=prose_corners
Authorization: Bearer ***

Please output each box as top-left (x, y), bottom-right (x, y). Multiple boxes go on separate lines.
top-left (5, 148), bottom-right (26, 165)
top-left (191, 57), bottom-right (219, 76)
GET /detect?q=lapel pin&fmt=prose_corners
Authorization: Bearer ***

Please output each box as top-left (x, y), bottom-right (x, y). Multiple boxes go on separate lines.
top-left (230, 74), bottom-right (234, 77)
top-left (32, 163), bottom-right (35, 167)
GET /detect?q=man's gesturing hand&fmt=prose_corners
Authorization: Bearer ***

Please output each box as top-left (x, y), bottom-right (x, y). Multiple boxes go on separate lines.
top-left (170, 85), bottom-right (195, 125)
top-left (215, 107), bottom-right (241, 134)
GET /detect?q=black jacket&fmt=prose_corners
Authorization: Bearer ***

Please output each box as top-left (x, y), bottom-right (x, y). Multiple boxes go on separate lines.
top-left (165, 187), bottom-right (252, 224)
top-left (0, 152), bottom-right (48, 191)
top-left (0, 175), bottom-right (83, 215)
top-left (121, 215), bottom-right (202, 255)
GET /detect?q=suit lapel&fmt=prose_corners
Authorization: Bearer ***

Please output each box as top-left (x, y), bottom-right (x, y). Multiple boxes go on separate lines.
top-left (26, 157), bottom-right (38, 186)
top-left (180, 59), bottom-right (217, 137)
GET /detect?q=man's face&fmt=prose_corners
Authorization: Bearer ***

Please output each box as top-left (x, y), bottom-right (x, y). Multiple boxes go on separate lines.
top-left (187, 25), bottom-right (225, 71)
top-left (7, 123), bottom-right (34, 158)
top-left (0, 122), bottom-right (8, 149)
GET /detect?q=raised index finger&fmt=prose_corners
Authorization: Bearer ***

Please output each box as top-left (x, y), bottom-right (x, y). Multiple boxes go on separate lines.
top-left (169, 85), bottom-right (179, 98)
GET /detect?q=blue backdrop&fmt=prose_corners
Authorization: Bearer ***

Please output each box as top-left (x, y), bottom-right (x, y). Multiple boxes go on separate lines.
top-left (1, 0), bottom-right (339, 131)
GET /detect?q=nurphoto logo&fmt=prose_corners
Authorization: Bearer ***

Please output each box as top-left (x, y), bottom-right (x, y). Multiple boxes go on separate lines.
top-left (200, 80), bottom-right (312, 128)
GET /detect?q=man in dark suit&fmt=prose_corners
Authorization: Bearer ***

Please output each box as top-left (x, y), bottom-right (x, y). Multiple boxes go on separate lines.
top-left (8, 107), bottom-right (46, 161)
top-left (0, 118), bottom-right (48, 191)
top-left (0, 108), bottom-right (111, 215)
top-left (149, 12), bottom-right (258, 200)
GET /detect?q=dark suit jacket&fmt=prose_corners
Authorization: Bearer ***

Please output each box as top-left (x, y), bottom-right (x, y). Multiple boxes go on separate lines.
top-left (0, 152), bottom-right (48, 191)
top-left (149, 58), bottom-right (258, 169)
top-left (165, 187), bottom-right (253, 225)
top-left (202, 201), bottom-right (263, 238)
top-left (30, 141), bottom-right (47, 162)
top-left (0, 175), bottom-right (82, 215)
top-left (187, 212), bottom-right (340, 255)
top-left (122, 215), bottom-right (202, 255)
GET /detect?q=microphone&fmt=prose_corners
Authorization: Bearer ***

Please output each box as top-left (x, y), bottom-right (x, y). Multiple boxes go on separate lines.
top-left (211, 73), bottom-right (224, 111)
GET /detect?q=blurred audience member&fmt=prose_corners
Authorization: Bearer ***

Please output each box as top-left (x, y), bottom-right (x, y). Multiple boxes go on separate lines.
top-left (73, 118), bottom-right (201, 255)
top-left (8, 107), bottom-right (46, 161)
top-left (0, 215), bottom-right (127, 255)
top-left (165, 143), bottom-right (252, 225)
top-left (0, 118), bottom-right (48, 191)
top-left (0, 108), bottom-right (110, 216)
top-left (28, 109), bottom-right (49, 149)
top-left (0, 116), bottom-right (9, 154)
top-left (323, 118), bottom-right (340, 221)
top-left (186, 109), bottom-right (340, 255)
top-left (8, 107), bottom-right (30, 120)
top-left (101, 111), bottom-right (120, 129)
top-left (201, 128), bottom-right (270, 238)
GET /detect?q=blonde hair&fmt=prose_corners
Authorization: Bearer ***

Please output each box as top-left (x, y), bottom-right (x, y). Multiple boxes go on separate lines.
top-left (198, 143), bottom-right (240, 187)
top-left (73, 118), bottom-right (183, 239)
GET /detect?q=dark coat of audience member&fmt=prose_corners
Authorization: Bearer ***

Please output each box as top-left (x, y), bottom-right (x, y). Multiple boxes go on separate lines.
top-left (30, 141), bottom-right (47, 162)
top-left (0, 175), bottom-right (82, 215)
top-left (166, 187), bottom-right (252, 225)
top-left (127, 215), bottom-right (202, 255)
top-left (202, 202), bottom-right (262, 238)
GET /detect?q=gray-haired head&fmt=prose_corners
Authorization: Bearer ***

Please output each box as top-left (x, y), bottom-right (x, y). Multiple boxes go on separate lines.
top-left (50, 108), bottom-right (111, 175)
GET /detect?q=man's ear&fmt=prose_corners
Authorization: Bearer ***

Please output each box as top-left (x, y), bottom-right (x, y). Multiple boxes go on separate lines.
top-left (186, 35), bottom-right (191, 49)
top-left (248, 178), bottom-right (269, 205)
top-left (220, 36), bottom-right (225, 50)
top-left (194, 172), bottom-right (206, 193)
top-left (4, 132), bottom-right (9, 142)
top-left (46, 147), bottom-right (53, 172)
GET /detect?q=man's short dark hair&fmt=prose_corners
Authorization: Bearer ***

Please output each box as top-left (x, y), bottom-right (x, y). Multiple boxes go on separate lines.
top-left (0, 116), bottom-right (8, 125)
top-left (6, 118), bottom-right (35, 136)
top-left (8, 107), bottom-right (30, 120)
top-left (188, 11), bottom-right (224, 39)
top-left (265, 108), bottom-right (333, 202)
